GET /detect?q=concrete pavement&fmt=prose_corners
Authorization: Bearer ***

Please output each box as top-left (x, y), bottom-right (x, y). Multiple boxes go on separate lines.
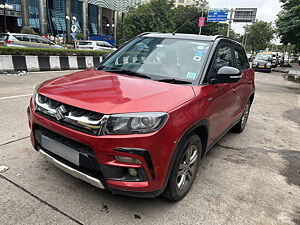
top-left (0, 70), bottom-right (299, 225)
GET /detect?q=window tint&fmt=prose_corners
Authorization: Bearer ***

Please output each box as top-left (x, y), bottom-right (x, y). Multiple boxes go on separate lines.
top-left (215, 45), bottom-right (232, 69)
top-left (99, 37), bottom-right (211, 83)
top-left (207, 44), bottom-right (233, 81)
top-left (13, 35), bottom-right (24, 41)
top-left (233, 47), bottom-right (247, 70)
top-left (23, 36), bottom-right (30, 42)
top-left (29, 36), bottom-right (38, 43)
top-left (79, 42), bottom-right (92, 45)
top-left (38, 38), bottom-right (50, 44)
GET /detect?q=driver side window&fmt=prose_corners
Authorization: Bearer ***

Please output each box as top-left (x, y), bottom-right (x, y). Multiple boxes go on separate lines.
top-left (208, 44), bottom-right (233, 81)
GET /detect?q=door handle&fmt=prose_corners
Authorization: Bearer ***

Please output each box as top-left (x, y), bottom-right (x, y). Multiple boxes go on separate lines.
top-left (248, 80), bottom-right (252, 84)
top-left (232, 87), bottom-right (237, 93)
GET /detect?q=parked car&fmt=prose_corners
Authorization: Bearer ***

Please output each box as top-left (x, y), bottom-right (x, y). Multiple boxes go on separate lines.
top-left (76, 40), bottom-right (117, 51)
top-left (252, 52), bottom-right (273, 72)
top-left (0, 33), bottom-right (63, 49)
top-left (28, 33), bottom-right (255, 201)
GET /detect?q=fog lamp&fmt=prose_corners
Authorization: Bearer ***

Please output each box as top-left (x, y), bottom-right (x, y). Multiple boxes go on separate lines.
top-left (115, 156), bottom-right (141, 164)
top-left (128, 168), bottom-right (138, 177)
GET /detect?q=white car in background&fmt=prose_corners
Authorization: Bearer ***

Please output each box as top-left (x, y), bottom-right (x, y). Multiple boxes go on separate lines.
top-left (76, 41), bottom-right (117, 51)
top-left (0, 33), bottom-right (63, 49)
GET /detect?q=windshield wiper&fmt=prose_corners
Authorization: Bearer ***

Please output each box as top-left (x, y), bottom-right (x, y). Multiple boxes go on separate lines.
top-left (103, 69), bottom-right (152, 80)
top-left (157, 78), bottom-right (192, 84)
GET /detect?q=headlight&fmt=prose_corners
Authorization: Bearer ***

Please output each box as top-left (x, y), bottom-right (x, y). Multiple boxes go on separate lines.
top-left (267, 62), bottom-right (272, 67)
top-left (104, 112), bottom-right (168, 134)
top-left (252, 61), bottom-right (258, 65)
top-left (32, 83), bottom-right (42, 110)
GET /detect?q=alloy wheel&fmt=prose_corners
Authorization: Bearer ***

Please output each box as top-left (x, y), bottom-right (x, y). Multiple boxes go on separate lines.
top-left (177, 144), bottom-right (198, 191)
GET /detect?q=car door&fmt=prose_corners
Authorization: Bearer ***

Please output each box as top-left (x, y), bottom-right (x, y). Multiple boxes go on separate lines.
top-left (204, 42), bottom-right (238, 144)
top-left (30, 36), bottom-right (43, 48)
top-left (231, 45), bottom-right (254, 120)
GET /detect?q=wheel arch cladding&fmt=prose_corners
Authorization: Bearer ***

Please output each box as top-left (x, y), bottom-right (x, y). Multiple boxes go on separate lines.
top-left (190, 125), bottom-right (208, 158)
top-left (249, 93), bottom-right (255, 106)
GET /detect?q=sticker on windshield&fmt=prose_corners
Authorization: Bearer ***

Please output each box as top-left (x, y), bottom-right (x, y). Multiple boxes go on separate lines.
top-left (195, 50), bottom-right (204, 57)
top-left (193, 56), bottom-right (202, 62)
top-left (156, 44), bottom-right (165, 48)
top-left (186, 72), bottom-right (197, 80)
top-left (197, 45), bottom-right (205, 50)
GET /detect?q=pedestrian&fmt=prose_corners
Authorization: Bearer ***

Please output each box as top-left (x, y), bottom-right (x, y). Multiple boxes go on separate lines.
top-left (55, 36), bottom-right (60, 45)
top-left (50, 35), bottom-right (55, 42)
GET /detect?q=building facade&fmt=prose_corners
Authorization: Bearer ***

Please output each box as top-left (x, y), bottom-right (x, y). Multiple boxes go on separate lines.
top-left (0, 0), bottom-right (136, 41)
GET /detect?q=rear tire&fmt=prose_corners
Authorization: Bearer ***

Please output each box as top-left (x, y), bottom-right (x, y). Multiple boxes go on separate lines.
top-left (231, 100), bottom-right (251, 133)
top-left (163, 134), bottom-right (202, 202)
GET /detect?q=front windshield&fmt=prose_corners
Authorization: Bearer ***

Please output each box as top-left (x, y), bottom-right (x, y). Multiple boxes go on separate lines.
top-left (98, 37), bottom-right (211, 84)
top-left (255, 54), bottom-right (272, 61)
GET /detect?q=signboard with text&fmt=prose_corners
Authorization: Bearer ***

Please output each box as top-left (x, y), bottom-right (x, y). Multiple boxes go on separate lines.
top-left (0, 9), bottom-right (21, 17)
top-left (207, 8), bottom-right (228, 22)
top-left (233, 8), bottom-right (257, 23)
top-left (198, 17), bottom-right (205, 27)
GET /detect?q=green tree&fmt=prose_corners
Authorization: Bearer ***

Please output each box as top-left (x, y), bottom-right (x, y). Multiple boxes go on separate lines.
top-left (120, 0), bottom-right (175, 42)
top-left (118, 1), bottom-right (242, 44)
top-left (244, 21), bottom-right (275, 53)
top-left (276, 0), bottom-right (300, 53)
top-left (21, 26), bottom-right (35, 35)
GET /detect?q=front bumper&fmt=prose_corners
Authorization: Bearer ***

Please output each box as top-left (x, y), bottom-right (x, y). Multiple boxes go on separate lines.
top-left (27, 102), bottom-right (176, 197)
top-left (252, 65), bottom-right (271, 71)
top-left (40, 149), bottom-right (105, 189)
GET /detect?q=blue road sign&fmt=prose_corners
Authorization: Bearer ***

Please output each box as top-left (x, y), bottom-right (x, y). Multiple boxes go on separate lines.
top-left (207, 8), bottom-right (228, 22)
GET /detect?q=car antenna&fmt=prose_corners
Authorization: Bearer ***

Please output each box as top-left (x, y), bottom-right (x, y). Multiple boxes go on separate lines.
top-left (172, 14), bottom-right (199, 35)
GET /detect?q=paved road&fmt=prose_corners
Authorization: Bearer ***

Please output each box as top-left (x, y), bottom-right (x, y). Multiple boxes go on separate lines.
top-left (0, 70), bottom-right (299, 225)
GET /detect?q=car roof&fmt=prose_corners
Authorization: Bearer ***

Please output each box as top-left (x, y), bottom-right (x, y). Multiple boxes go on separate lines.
top-left (1, 33), bottom-right (39, 36)
top-left (139, 32), bottom-right (236, 43)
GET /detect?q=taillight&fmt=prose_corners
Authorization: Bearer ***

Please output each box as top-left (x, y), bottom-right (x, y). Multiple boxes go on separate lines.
top-left (4, 40), bottom-right (11, 44)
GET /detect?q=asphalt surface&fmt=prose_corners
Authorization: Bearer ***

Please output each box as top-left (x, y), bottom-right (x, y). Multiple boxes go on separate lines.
top-left (0, 69), bottom-right (299, 225)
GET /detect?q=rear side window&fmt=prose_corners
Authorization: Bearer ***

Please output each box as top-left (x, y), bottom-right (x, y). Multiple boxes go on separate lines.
top-left (23, 36), bottom-right (30, 42)
top-left (97, 42), bottom-right (113, 48)
top-left (13, 35), bottom-right (24, 41)
top-left (79, 42), bottom-right (92, 45)
top-left (233, 47), bottom-right (248, 70)
top-left (38, 38), bottom-right (50, 44)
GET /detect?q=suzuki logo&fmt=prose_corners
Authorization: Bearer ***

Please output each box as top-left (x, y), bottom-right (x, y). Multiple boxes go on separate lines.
top-left (54, 105), bottom-right (67, 121)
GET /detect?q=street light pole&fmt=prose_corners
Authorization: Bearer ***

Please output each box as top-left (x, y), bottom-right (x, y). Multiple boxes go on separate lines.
top-left (227, 8), bottom-right (234, 37)
top-left (199, 8), bottom-right (203, 35)
top-left (195, 0), bottom-right (208, 35)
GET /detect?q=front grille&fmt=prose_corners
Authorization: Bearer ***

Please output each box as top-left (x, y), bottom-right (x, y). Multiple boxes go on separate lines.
top-left (36, 110), bottom-right (96, 135)
top-left (35, 94), bottom-right (105, 135)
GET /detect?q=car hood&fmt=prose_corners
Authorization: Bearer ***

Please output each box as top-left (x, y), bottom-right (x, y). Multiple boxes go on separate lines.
top-left (38, 69), bottom-right (195, 114)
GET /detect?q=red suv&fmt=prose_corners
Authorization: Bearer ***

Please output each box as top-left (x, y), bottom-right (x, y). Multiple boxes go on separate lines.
top-left (28, 33), bottom-right (255, 201)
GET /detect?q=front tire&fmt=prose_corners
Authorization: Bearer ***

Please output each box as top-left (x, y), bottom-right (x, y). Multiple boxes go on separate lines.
top-left (163, 134), bottom-right (202, 202)
top-left (231, 100), bottom-right (251, 133)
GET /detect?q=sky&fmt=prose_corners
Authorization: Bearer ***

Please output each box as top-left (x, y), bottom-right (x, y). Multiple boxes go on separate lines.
top-left (207, 0), bottom-right (282, 34)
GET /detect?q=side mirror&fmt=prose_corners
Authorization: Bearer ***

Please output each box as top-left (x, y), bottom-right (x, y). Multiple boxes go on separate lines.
top-left (213, 66), bottom-right (242, 84)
